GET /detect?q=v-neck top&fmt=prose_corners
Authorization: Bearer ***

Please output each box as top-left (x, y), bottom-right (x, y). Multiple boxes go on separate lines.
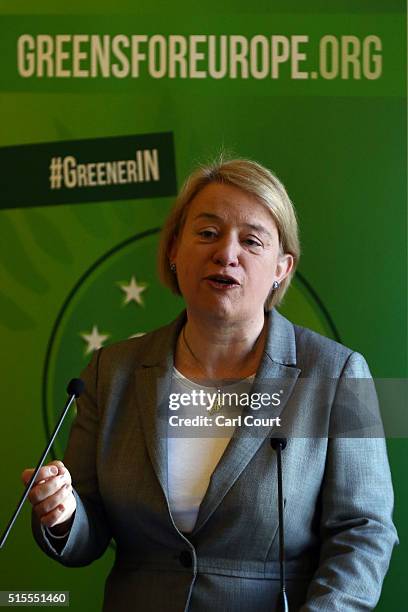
top-left (167, 366), bottom-right (254, 533)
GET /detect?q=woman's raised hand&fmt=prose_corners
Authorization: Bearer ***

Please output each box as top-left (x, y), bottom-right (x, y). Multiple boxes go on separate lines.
top-left (21, 460), bottom-right (76, 534)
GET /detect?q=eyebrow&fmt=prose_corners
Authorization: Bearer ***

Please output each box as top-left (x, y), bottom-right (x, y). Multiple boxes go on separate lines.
top-left (193, 212), bottom-right (273, 239)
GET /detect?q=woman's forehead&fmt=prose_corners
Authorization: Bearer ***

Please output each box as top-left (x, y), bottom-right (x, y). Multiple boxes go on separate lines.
top-left (185, 182), bottom-right (278, 233)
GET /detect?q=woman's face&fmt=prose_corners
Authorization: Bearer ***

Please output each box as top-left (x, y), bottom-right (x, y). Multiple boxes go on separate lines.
top-left (170, 182), bottom-right (293, 323)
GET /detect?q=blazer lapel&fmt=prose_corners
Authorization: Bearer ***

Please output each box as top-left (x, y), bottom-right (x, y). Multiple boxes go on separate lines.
top-left (135, 312), bottom-right (186, 499)
top-left (135, 364), bottom-right (171, 496)
top-left (192, 308), bottom-right (301, 535)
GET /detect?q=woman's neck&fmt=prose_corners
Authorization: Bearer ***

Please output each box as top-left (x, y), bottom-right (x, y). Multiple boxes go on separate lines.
top-left (175, 311), bottom-right (267, 380)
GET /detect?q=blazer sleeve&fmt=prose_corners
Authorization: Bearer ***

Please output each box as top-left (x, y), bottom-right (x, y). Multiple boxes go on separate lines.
top-left (301, 351), bottom-right (399, 611)
top-left (32, 349), bottom-right (112, 566)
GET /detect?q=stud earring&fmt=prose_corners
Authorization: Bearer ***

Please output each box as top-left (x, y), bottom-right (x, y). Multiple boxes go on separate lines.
top-left (170, 263), bottom-right (176, 273)
top-left (272, 280), bottom-right (280, 290)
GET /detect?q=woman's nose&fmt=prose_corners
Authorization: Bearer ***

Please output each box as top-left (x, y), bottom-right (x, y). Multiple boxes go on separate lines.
top-left (212, 236), bottom-right (240, 267)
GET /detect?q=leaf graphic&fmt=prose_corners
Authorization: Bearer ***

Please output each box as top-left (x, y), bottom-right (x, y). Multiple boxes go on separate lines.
top-left (24, 209), bottom-right (73, 265)
top-left (0, 290), bottom-right (35, 330)
top-left (70, 204), bottom-right (112, 238)
top-left (110, 200), bottom-right (140, 226)
top-left (0, 213), bottom-right (48, 293)
top-left (54, 119), bottom-right (75, 141)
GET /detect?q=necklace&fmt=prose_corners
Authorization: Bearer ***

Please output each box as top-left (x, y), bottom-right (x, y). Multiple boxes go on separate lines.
top-left (181, 326), bottom-right (223, 414)
top-left (181, 324), bottom-right (263, 415)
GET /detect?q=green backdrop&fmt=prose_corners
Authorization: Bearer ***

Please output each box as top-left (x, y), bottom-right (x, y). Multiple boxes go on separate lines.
top-left (0, 1), bottom-right (406, 610)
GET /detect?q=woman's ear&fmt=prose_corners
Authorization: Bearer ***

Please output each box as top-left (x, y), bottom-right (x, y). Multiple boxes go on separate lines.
top-left (275, 253), bottom-right (294, 283)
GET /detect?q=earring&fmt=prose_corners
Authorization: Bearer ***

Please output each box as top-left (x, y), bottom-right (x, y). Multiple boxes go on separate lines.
top-left (272, 280), bottom-right (280, 290)
top-left (170, 263), bottom-right (176, 273)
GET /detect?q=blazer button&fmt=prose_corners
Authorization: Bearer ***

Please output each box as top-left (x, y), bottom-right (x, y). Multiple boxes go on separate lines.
top-left (179, 550), bottom-right (193, 568)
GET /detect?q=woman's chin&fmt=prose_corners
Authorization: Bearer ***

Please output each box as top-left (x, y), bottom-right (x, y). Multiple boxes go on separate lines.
top-left (186, 299), bottom-right (228, 319)
top-left (188, 299), bottom-right (259, 323)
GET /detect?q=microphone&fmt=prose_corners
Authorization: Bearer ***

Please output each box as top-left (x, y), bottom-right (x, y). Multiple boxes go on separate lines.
top-left (67, 378), bottom-right (85, 398)
top-left (270, 438), bottom-right (289, 612)
top-left (0, 378), bottom-right (85, 549)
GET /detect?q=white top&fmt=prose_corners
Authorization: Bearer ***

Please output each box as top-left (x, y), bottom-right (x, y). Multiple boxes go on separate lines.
top-left (167, 367), bottom-right (253, 533)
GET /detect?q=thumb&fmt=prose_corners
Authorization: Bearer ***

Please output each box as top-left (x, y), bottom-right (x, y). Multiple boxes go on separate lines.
top-left (21, 468), bottom-right (34, 486)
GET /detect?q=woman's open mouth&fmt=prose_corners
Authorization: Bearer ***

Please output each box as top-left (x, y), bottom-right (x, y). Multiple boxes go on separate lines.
top-left (204, 275), bottom-right (240, 290)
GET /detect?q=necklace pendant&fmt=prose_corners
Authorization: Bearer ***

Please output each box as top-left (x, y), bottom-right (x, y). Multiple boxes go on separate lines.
top-left (209, 398), bottom-right (222, 415)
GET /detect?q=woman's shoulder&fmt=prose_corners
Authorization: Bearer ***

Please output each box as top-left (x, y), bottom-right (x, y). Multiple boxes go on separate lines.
top-left (293, 321), bottom-right (352, 359)
top-left (94, 313), bottom-right (184, 371)
top-left (272, 309), bottom-right (370, 377)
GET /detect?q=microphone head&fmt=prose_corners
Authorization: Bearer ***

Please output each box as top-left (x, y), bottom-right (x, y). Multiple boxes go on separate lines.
top-left (270, 437), bottom-right (287, 451)
top-left (67, 378), bottom-right (85, 398)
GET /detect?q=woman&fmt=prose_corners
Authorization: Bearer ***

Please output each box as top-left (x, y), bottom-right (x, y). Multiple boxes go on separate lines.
top-left (23, 158), bottom-right (398, 611)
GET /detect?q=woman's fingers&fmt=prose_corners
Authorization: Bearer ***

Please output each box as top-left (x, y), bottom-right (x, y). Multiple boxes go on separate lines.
top-left (34, 483), bottom-right (76, 528)
top-left (29, 474), bottom-right (68, 506)
top-left (21, 460), bottom-right (71, 488)
top-left (20, 460), bottom-right (76, 527)
top-left (21, 464), bottom-right (58, 486)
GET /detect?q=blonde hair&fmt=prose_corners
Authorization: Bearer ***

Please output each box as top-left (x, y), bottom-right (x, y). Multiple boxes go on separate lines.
top-left (158, 156), bottom-right (300, 309)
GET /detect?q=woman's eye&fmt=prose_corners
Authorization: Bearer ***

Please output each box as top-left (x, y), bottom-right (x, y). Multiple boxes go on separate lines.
top-left (244, 238), bottom-right (262, 247)
top-left (198, 230), bottom-right (217, 239)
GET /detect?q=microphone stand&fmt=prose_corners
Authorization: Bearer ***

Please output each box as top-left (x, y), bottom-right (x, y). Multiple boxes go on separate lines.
top-left (270, 438), bottom-right (289, 612)
top-left (0, 378), bottom-right (84, 549)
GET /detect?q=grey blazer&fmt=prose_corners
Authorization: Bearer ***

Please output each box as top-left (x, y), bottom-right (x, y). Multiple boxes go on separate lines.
top-left (32, 308), bottom-right (398, 611)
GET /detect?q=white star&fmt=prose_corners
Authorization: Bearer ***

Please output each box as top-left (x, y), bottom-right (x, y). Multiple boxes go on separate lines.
top-left (81, 325), bottom-right (110, 355)
top-left (119, 276), bottom-right (147, 306)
